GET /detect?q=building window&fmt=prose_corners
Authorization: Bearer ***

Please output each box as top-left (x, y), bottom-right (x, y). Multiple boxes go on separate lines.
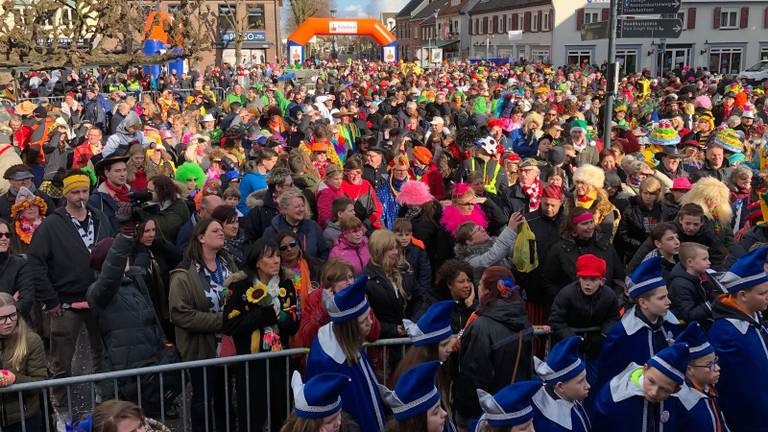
top-left (531, 12), bottom-right (538, 31)
top-left (616, 49), bottom-right (638, 74)
top-left (584, 11), bottom-right (599, 24)
top-left (166, 3), bottom-right (179, 14)
top-left (532, 49), bottom-right (550, 62)
top-left (518, 14), bottom-right (524, 30)
top-left (720, 8), bottom-right (738, 29)
top-left (248, 5), bottom-right (265, 30)
top-left (218, 5), bottom-right (236, 32)
top-left (567, 49), bottom-right (591, 66)
top-left (59, 7), bottom-right (73, 27)
top-left (542, 11), bottom-right (550, 31)
top-left (710, 47), bottom-right (742, 74)
top-left (761, 47), bottom-right (768, 60)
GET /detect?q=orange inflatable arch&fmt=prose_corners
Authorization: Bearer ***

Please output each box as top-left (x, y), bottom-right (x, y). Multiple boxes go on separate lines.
top-left (287, 17), bottom-right (397, 64)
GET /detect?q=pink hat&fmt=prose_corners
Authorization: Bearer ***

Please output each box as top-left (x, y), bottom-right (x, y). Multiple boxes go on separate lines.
top-left (396, 181), bottom-right (434, 206)
top-left (671, 177), bottom-right (692, 191)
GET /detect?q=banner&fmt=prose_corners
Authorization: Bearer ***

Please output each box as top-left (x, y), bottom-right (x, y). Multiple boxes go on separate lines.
top-left (289, 45), bottom-right (302, 64)
top-left (383, 46), bottom-right (396, 63)
top-left (329, 21), bottom-right (358, 34)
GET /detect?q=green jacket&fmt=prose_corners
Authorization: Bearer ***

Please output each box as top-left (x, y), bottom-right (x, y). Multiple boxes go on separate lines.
top-left (169, 255), bottom-right (237, 361)
top-left (0, 331), bottom-right (47, 426)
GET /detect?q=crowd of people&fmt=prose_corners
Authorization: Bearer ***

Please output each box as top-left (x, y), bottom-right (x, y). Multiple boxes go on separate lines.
top-left (0, 58), bottom-right (767, 432)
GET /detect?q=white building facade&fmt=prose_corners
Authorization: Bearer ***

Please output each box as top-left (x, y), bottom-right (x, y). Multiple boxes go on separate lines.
top-left (463, 0), bottom-right (768, 74)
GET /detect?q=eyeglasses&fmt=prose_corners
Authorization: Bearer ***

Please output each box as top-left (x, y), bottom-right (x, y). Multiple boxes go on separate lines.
top-left (279, 240), bottom-right (298, 252)
top-left (0, 232), bottom-right (10, 238)
top-left (0, 312), bottom-right (17, 324)
top-left (691, 356), bottom-right (719, 371)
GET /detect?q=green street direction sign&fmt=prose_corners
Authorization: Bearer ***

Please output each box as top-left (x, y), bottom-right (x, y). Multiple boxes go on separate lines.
top-left (618, 0), bottom-right (681, 15)
top-left (617, 18), bottom-right (683, 38)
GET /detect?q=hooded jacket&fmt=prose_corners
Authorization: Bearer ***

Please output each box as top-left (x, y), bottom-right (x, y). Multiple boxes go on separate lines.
top-left (315, 180), bottom-right (345, 229)
top-left (26, 205), bottom-right (114, 309)
top-left (455, 299), bottom-right (533, 419)
top-left (103, 112), bottom-right (151, 157)
top-left (709, 297), bottom-right (768, 432)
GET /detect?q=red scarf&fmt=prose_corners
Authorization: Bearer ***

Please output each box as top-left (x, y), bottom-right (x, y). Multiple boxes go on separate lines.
top-left (105, 181), bottom-right (131, 203)
top-left (520, 178), bottom-right (542, 211)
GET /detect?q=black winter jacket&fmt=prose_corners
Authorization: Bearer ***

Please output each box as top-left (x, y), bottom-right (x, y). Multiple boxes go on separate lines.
top-left (548, 281), bottom-right (620, 360)
top-left (628, 219), bottom-right (730, 271)
top-left (615, 197), bottom-right (674, 259)
top-left (27, 205), bottom-right (114, 309)
top-left (668, 262), bottom-right (716, 329)
top-left (243, 191), bottom-right (279, 242)
top-left (404, 243), bottom-right (432, 305)
top-left (0, 253), bottom-right (33, 317)
top-left (515, 208), bottom-right (566, 305)
top-left (739, 224), bottom-right (768, 253)
top-left (541, 234), bottom-right (625, 304)
top-left (455, 300), bottom-right (532, 420)
top-left (87, 234), bottom-right (164, 371)
top-left (364, 262), bottom-right (425, 338)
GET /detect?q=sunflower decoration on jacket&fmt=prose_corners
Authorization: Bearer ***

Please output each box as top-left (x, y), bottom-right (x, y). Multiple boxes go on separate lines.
top-left (10, 187), bottom-right (47, 252)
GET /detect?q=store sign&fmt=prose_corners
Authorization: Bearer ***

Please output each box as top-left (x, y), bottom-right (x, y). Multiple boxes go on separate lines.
top-left (383, 46), bottom-right (396, 62)
top-left (329, 21), bottom-right (358, 34)
top-left (220, 31), bottom-right (266, 42)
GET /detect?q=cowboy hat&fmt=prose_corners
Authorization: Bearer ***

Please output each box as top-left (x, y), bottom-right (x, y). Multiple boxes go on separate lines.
top-left (14, 101), bottom-right (36, 116)
top-left (332, 110), bottom-right (355, 118)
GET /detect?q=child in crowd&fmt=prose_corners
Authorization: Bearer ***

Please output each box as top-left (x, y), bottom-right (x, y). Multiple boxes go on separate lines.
top-left (668, 242), bottom-right (718, 329)
top-left (549, 254), bottom-right (620, 388)
top-left (324, 196), bottom-right (355, 244)
top-left (532, 336), bottom-right (592, 432)
top-left (393, 218), bottom-right (432, 304)
top-left (671, 322), bottom-right (731, 432)
top-left (593, 343), bottom-right (689, 432)
top-left (595, 257), bottom-right (682, 390)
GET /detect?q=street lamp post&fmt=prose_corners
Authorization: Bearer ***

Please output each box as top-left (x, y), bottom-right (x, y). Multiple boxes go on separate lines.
top-left (330, 9), bottom-right (337, 60)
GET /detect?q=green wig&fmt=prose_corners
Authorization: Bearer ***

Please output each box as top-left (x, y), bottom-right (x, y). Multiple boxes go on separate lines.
top-left (175, 162), bottom-right (206, 189)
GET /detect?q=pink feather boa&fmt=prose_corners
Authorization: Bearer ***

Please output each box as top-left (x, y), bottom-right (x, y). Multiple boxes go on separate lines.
top-left (440, 204), bottom-right (488, 236)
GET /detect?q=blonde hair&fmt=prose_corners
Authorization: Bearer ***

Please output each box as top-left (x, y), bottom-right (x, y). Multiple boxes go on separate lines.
top-left (639, 176), bottom-right (664, 204)
top-left (278, 187), bottom-right (313, 220)
top-left (368, 230), bottom-right (407, 300)
top-left (0, 293), bottom-right (30, 371)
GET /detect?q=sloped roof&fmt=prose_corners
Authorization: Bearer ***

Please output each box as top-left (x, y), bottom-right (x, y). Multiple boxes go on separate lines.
top-left (413, 0), bottom-right (449, 20)
top-left (468, 0), bottom-right (549, 15)
top-left (397, 0), bottom-right (427, 18)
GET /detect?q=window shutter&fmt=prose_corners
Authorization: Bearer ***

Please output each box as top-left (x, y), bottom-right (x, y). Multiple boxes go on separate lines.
top-left (468, 18), bottom-right (473, 35)
top-left (502, 15), bottom-right (507, 32)
top-left (537, 10), bottom-right (543, 31)
top-left (492, 16), bottom-right (497, 33)
top-left (549, 9), bottom-right (554, 30)
top-left (601, 8), bottom-right (609, 21)
top-left (483, 16), bottom-right (488, 34)
top-left (512, 13), bottom-right (519, 30)
top-left (576, 8), bottom-right (584, 31)
top-left (687, 7), bottom-right (696, 29)
top-left (713, 7), bottom-right (720, 28)
top-left (740, 7), bottom-right (749, 28)
top-left (524, 11), bottom-right (531, 32)
top-left (765, 7), bottom-right (768, 28)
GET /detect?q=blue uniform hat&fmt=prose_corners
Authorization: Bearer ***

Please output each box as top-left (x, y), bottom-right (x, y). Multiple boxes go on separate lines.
top-left (476, 381), bottom-right (542, 427)
top-left (626, 256), bottom-right (666, 299)
top-left (719, 246), bottom-right (768, 293)
top-left (403, 300), bottom-right (456, 346)
top-left (322, 275), bottom-right (369, 323)
top-left (647, 343), bottom-right (690, 385)
top-left (379, 361), bottom-right (441, 421)
top-left (675, 322), bottom-right (715, 361)
top-left (291, 371), bottom-right (350, 419)
top-left (533, 336), bottom-right (585, 384)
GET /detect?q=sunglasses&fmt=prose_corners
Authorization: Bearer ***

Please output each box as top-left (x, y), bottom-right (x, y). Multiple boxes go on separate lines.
top-left (0, 232), bottom-right (10, 238)
top-left (279, 240), bottom-right (298, 251)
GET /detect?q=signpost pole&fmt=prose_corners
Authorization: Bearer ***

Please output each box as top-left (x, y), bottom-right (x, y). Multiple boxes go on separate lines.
top-left (603, 0), bottom-right (618, 149)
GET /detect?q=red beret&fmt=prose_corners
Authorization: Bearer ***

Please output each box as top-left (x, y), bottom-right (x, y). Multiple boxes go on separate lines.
top-left (576, 254), bottom-right (606, 278)
top-left (487, 118), bottom-right (504, 129)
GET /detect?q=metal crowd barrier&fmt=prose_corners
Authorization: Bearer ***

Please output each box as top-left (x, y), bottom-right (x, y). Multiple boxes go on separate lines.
top-left (0, 330), bottom-right (553, 432)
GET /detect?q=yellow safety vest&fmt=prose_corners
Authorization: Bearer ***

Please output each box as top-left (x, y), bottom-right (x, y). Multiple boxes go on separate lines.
top-left (471, 158), bottom-right (501, 195)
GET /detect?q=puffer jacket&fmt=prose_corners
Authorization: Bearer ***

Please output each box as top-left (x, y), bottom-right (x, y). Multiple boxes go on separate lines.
top-left (87, 234), bottom-right (164, 371)
top-left (243, 190), bottom-right (279, 242)
top-left (0, 254), bottom-right (33, 318)
top-left (329, 236), bottom-right (370, 274)
top-left (615, 197), bottom-right (674, 260)
top-left (263, 215), bottom-right (329, 261)
top-left (0, 331), bottom-right (47, 427)
top-left (548, 281), bottom-right (620, 360)
top-left (668, 262), bottom-right (717, 329)
top-left (454, 299), bottom-right (532, 420)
